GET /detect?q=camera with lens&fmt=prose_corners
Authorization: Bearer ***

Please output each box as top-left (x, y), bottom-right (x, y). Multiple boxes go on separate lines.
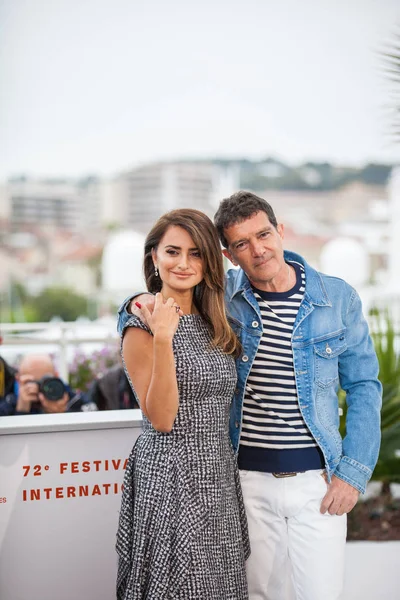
top-left (34, 376), bottom-right (66, 401)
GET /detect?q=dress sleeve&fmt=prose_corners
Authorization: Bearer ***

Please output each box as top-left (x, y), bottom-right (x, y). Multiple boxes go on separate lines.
top-left (120, 315), bottom-right (153, 340)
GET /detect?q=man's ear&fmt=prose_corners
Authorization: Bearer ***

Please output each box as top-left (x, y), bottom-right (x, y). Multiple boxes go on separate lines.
top-left (222, 248), bottom-right (239, 267)
top-left (277, 223), bottom-right (284, 240)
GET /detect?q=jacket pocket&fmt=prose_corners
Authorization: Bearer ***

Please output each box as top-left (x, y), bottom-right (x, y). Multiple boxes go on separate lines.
top-left (228, 315), bottom-right (261, 337)
top-left (314, 330), bottom-right (347, 387)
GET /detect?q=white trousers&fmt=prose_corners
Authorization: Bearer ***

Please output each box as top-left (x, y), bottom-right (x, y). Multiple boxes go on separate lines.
top-left (240, 469), bottom-right (347, 600)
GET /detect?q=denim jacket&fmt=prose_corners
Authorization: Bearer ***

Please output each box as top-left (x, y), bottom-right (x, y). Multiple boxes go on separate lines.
top-left (225, 250), bottom-right (381, 494)
top-left (117, 249), bottom-right (382, 494)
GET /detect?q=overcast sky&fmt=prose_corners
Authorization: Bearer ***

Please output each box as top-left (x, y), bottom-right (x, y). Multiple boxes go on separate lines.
top-left (1, 0), bottom-right (399, 180)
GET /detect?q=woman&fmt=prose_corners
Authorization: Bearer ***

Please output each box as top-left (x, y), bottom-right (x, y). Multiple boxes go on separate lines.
top-left (116, 209), bottom-right (250, 599)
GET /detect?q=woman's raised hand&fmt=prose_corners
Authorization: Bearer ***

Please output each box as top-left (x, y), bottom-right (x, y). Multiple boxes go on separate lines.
top-left (141, 293), bottom-right (182, 339)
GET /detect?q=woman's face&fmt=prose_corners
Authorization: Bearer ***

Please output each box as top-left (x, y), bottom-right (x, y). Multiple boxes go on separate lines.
top-left (152, 225), bottom-right (204, 293)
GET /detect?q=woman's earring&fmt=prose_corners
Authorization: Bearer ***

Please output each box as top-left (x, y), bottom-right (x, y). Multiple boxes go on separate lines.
top-left (154, 265), bottom-right (159, 277)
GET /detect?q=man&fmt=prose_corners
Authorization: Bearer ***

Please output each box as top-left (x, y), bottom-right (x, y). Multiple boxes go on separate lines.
top-left (117, 191), bottom-right (382, 600)
top-left (87, 364), bottom-right (139, 410)
top-left (0, 353), bottom-right (97, 415)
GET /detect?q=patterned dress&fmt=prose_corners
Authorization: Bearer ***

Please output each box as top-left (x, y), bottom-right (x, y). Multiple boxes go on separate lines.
top-left (116, 314), bottom-right (250, 599)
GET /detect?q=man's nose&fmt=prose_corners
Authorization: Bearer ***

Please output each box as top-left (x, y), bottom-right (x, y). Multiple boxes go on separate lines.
top-left (250, 240), bottom-right (265, 257)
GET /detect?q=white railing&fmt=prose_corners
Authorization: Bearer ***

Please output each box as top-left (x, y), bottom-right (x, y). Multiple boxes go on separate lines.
top-left (1, 310), bottom-right (397, 381)
top-left (0, 320), bottom-right (119, 380)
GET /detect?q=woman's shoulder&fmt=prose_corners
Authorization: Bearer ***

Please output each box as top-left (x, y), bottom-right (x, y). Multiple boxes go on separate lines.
top-left (122, 315), bottom-right (152, 337)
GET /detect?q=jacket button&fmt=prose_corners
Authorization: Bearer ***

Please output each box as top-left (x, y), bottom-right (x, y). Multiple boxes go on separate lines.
top-left (252, 321), bottom-right (258, 328)
top-left (235, 388), bottom-right (239, 394)
top-left (235, 421), bottom-right (240, 428)
top-left (242, 355), bottom-right (249, 362)
top-left (326, 346), bottom-right (332, 354)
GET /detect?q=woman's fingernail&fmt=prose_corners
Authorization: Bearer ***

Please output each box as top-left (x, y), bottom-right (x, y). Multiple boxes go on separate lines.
top-left (135, 302), bottom-right (142, 309)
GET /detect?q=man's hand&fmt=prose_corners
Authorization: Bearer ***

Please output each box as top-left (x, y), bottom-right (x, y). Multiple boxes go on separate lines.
top-left (16, 374), bottom-right (39, 412)
top-left (39, 391), bottom-right (69, 414)
top-left (320, 474), bottom-right (359, 516)
top-left (128, 293), bottom-right (155, 315)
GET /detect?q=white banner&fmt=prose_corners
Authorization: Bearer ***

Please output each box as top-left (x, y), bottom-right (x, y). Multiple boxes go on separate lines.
top-left (2, 412), bottom-right (398, 600)
top-left (0, 411), bottom-right (142, 600)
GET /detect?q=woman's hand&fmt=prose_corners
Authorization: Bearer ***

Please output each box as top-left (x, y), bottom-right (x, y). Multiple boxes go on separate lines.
top-left (141, 293), bottom-right (181, 339)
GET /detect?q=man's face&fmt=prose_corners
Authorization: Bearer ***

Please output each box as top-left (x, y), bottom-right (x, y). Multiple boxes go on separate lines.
top-left (222, 211), bottom-right (286, 288)
top-left (16, 357), bottom-right (68, 413)
top-left (19, 362), bottom-right (55, 383)
top-left (18, 361), bottom-right (52, 405)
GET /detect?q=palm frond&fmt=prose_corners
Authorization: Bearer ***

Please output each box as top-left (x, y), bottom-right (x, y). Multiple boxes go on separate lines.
top-left (381, 31), bottom-right (400, 135)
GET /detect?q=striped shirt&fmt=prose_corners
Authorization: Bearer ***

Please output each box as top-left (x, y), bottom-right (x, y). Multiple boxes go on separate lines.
top-left (238, 261), bottom-right (324, 473)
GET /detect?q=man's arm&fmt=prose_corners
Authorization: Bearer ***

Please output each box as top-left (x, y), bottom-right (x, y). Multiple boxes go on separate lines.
top-left (117, 293), bottom-right (153, 336)
top-left (320, 289), bottom-right (381, 515)
top-left (336, 289), bottom-right (382, 493)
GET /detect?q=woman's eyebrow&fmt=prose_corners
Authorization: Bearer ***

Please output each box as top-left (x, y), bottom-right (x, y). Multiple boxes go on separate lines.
top-left (164, 244), bottom-right (199, 250)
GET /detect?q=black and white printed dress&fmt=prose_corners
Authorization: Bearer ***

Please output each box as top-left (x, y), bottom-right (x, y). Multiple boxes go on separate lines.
top-left (116, 314), bottom-right (250, 600)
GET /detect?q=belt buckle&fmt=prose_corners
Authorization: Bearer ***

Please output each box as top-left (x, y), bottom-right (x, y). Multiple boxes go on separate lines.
top-left (272, 472), bottom-right (297, 478)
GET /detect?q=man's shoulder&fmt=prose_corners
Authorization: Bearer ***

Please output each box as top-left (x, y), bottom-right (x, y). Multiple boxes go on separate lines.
top-left (287, 251), bottom-right (352, 287)
top-left (314, 269), bottom-right (356, 296)
top-left (290, 250), bottom-right (356, 302)
top-left (225, 267), bottom-right (248, 294)
top-left (0, 392), bottom-right (18, 416)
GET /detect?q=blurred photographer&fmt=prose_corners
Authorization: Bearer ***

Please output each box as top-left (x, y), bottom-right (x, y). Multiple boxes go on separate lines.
top-left (0, 354), bottom-right (97, 416)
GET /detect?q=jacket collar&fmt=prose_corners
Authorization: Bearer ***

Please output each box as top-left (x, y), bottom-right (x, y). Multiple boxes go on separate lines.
top-left (229, 249), bottom-right (332, 307)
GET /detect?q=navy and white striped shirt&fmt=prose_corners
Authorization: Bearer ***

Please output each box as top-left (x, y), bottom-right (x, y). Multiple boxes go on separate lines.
top-left (238, 261), bottom-right (324, 473)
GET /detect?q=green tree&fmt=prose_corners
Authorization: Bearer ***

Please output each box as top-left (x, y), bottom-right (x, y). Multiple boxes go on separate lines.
top-left (30, 287), bottom-right (88, 321)
top-left (369, 316), bottom-right (400, 488)
top-left (360, 163), bottom-right (392, 185)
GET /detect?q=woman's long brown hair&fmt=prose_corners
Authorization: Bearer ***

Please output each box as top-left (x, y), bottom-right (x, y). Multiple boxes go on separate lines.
top-left (143, 208), bottom-right (240, 357)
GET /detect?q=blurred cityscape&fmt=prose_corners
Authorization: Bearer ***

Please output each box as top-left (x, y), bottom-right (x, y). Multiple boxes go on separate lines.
top-left (0, 157), bottom-right (396, 323)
